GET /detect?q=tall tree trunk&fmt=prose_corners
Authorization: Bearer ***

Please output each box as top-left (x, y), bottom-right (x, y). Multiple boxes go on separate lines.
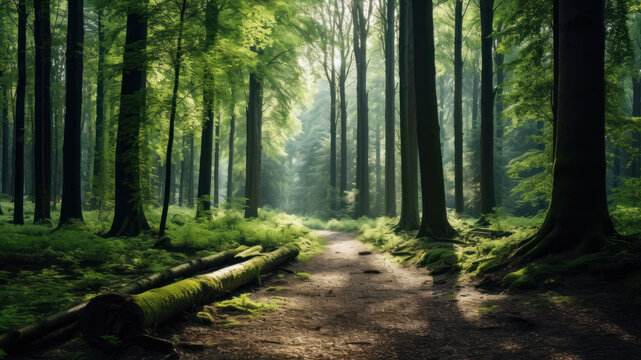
top-left (244, 73), bottom-right (262, 218)
top-left (397, 0), bottom-right (420, 230)
top-left (33, 0), bottom-right (52, 223)
top-left (339, 51), bottom-right (348, 210)
top-left (213, 112), bottom-right (220, 207)
top-left (412, 0), bottom-right (454, 238)
top-left (384, 0), bottom-right (396, 217)
top-left (375, 120), bottom-right (382, 215)
top-left (227, 100), bottom-right (235, 205)
top-left (453, 0), bottom-right (464, 213)
top-left (472, 70), bottom-right (479, 130)
top-left (106, 0), bottom-right (150, 237)
top-left (514, 0), bottom-right (614, 259)
top-left (2, 81), bottom-right (8, 196)
top-left (632, 77), bottom-right (641, 178)
top-left (14, 0), bottom-right (26, 224)
top-left (188, 132), bottom-right (194, 207)
top-left (196, 0), bottom-right (219, 218)
top-left (494, 22), bottom-right (504, 207)
top-left (179, 135), bottom-right (185, 206)
top-left (59, 0), bottom-right (84, 225)
top-left (353, 0), bottom-right (370, 217)
top-left (329, 73), bottom-right (337, 210)
top-left (479, 0), bottom-right (495, 217)
top-left (159, 0), bottom-right (187, 237)
top-left (552, 0), bottom-right (559, 158)
top-left (398, 0), bottom-right (419, 229)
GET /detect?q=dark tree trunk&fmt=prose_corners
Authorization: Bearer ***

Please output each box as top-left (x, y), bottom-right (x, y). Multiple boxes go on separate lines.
top-left (353, 0), bottom-right (369, 217)
top-left (59, 0), bottom-right (84, 225)
top-left (552, 0), bottom-right (559, 158)
top-left (34, 0), bottom-right (53, 223)
top-left (384, 0), bottom-right (396, 217)
top-left (197, 0), bottom-right (219, 218)
top-left (213, 113), bottom-right (220, 207)
top-left (494, 22), bottom-right (505, 207)
top-left (375, 121), bottom-right (382, 215)
top-left (412, 0), bottom-right (454, 238)
top-left (227, 101), bottom-right (235, 205)
top-left (514, 0), bottom-right (614, 259)
top-left (397, 0), bottom-right (420, 231)
top-left (106, 1), bottom-right (150, 237)
top-left (14, 0), bottom-right (25, 224)
top-left (339, 50), bottom-right (348, 210)
top-left (472, 70), bottom-right (479, 130)
top-left (1, 78), bottom-right (8, 196)
top-left (159, 0), bottom-right (187, 237)
top-left (454, 0), bottom-right (463, 213)
top-left (188, 132), bottom-right (194, 207)
top-left (329, 73), bottom-right (337, 210)
top-left (632, 77), bottom-right (641, 178)
top-left (179, 135), bottom-right (185, 206)
top-left (479, 0), bottom-right (495, 217)
top-left (244, 73), bottom-right (262, 219)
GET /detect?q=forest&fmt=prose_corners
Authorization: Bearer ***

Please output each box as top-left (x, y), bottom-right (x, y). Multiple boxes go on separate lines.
top-left (0, 0), bottom-right (641, 358)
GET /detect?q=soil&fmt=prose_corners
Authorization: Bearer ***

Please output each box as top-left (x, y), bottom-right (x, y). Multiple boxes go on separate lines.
top-left (16, 230), bottom-right (641, 359)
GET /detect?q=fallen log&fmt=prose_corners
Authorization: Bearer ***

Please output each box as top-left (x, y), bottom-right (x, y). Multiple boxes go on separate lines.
top-left (0, 247), bottom-right (244, 353)
top-left (78, 244), bottom-right (299, 346)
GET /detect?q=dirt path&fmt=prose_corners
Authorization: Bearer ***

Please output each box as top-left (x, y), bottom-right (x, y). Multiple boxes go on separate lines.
top-left (21, 231), bottom-right (641, 359)
top-left (123, 230), bottom-right (640, 360)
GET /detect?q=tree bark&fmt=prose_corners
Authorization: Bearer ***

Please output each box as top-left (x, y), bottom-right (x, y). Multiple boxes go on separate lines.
top-left (384, 0), bottom-right (396, 217)
top-left (196, 0), bottom-right (220, 218)
top-left (2, 80), bottom-right (8, 196)
top-left (59, 0), bottom-right (84, 225)
top-left (213, 113), bottom-right (220, 207)
top-left (329, 73), bottom-right (337, 210)
top-left (33, 0), bottom-right (53, 223)
top-left (514, 0), bottom-right (615, 259)
top-left (244, 73), bottom-right (263, 218)
top-left (14, 0), bottom-right (26, 224)
top-left (479, 0), bottom-right (495, 217)
top-left (632, 77), bottom-right (641, 178)
top-left (159, 0), bottom-right (187, 237)
top-left (179, 135), bottom-right (186, 206)
top-left (227, 99), bottom-right (235, 205)
top-left (353, 0), bottom-right (370, 217)
top-left (454, 0), bottom-right (464, 213)
top-left (188, 132), bottom-right (194, 207)
top-left (106, 1), bottom-right (150, 237)
top-left (339, 47), bottom-right (348, 210)
top-left (494, 22), bottom-right (504, 207)
top-left (79, 245), bottom-right (299, 347)
top-left (397, 0), bottom-right (420, 230)
top-left (412, 0), bottom-right (454, 238)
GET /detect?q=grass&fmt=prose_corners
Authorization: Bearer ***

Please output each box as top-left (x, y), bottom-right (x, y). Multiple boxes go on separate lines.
top-left (0, 202), bottom-right (322, 332)
top-left (215, 293), bottom-right (280, 317)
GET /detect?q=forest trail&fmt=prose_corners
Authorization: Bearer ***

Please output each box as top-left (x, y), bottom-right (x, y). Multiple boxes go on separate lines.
top-left (115, 230), bottom-right (641, 359)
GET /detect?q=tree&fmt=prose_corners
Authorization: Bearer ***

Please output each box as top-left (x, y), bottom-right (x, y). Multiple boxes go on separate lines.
top-left (196, 0), bottom-right (220, 218)
top-left (453, 0), bottom-right (464, 213)
top-left (244, 72), bottom-right (262, 218)
top-left (412, 0), bottom-right (454, 238)
top-left (59, 0), bottom-right (84, 226)
top-left (514, 0), bottom-right (615, 259)
top-left (479, 0), bottom-right (495, 218)
top-left (91, 8), bottom-right (107, 214)
top-left (14, 0), bottom-right (26, 225)
top-left (106, 0), bottom-right (151, 237)
top-left (159, 0), bottom-right (188, 237)
top-left (383, 0), bottom-right (396, 217)
top-left (353, 0), bottom-right (373, 217)
top-left (337, 0), bottom-right (352, 210)
top-left (227, 91), bottom-right (236, 205)
top-left (397, 0), bottom-right (420, 230)
top-left (33, 0), bottom-right (53, 223)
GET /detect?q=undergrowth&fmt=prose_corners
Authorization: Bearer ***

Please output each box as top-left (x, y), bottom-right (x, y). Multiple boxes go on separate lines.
top-left (0, 202), bottom-right (322, 331)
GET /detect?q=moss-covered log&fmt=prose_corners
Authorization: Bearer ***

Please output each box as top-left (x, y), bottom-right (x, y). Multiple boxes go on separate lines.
top-left (0, 248), bottom-right (242, 353)
top-left (79, 245), bottom-right (299, 346)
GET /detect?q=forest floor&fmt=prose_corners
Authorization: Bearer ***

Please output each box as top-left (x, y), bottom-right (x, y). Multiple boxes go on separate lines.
top-left (20, 230), bottom-right (641, 360)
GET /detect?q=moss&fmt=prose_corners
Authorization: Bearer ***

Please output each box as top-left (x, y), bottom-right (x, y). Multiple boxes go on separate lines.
top-left (296, 272), bottom-right (311, 280)
top-left (215, 293), bottom-right (279, 317)
top-left (197, 311), bottom-right (215, 325)
top-left (477, 305), bottom-right (500, 313)
top-left (503, 264), bottom-right (555, 289)
top-left (219, 317), bottom-right (242, 327)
